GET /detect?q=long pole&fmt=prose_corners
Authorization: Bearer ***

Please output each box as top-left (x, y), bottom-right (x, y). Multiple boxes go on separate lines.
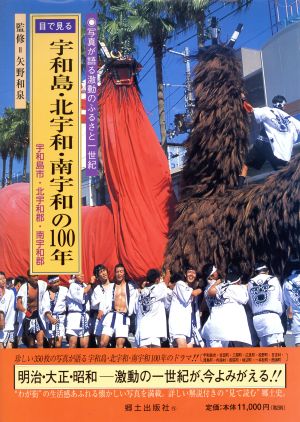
top-left (184, 47), bottom-right (194, 121)
top-left (167, 47), bottom-right (195, 122)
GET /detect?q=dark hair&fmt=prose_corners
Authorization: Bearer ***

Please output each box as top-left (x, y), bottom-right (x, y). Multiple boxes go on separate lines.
top-left (226, 266), bottom-right (240, 283)
top-left (272, 95), bottom-right (287, 104)
top-left (184, 265), bottom-right (197, 272)
top-left (93, 264), bottom-right (108, 278)
top-left (26, 269), bottom-right (32, 277)
top-left (5, 277), bottom-right (14, 286)
top-left (202, 263), bottom-right (215, 279)
top-left (254, 260), bottom-right (268, 273)
top-left (0, 271), bottom-right (5, 276)
top-left (272, 95), bottom-right (287, 110)
top-left (14, 276), bottom-right (28, 286)
top-left (114, 263), bottom-right (125, 272)
top-left (48, 275), bottom-right (59, 282)
top-left (170, 272), bottom-right (185, 284)
top-left (146, 269), bottom-right (160, 285)
top-left (284, 258), bottom-right (300, 278)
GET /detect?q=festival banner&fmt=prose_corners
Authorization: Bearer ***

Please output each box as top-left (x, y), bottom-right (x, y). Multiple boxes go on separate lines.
top-left (30, 14), bottom-right (81, 274)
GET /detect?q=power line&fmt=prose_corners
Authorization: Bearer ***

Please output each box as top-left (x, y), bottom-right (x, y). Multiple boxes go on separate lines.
top-left (148, 86), bottom-right (182, 114)
top-left (219, 0), bottom-right (252, 23)
top-left (169, 0), bottom-right (252, 49)
top-left (171, 0), bottom-right (221, 38)
top-left (152, 93), bottom-right (186, 127)
top-left (137, 1), bottom-right (242, 64)
top-left (141, 52), bottom-right (154, 68)
top-left (139, 62), bottom-right (156, 83)
top-left (241, 26), bottom-right (272, 47)
top-left (147, 1), bottom-right (266, 133)
top-left (139, 1), bottom-right (253, 92)
top-left (137, 49), bottom-right (154, 77)
top-left (138, 47), bottom-right (152, 64)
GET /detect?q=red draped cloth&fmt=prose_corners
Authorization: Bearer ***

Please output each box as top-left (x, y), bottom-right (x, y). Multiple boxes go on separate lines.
top-left (0, 183), bottom-right (118, 279)
top-left (0, 68), bottom-right (175, 280)
top-left (0, 184), bottom-right (30, 277)
top-left (99, 74), bottom-right (176, 279)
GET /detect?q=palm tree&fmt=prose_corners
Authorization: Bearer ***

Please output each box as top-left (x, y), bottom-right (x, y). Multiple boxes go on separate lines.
top-left (95, 0), bottom-right (136, 55)
top-left (0, 117), bottom-right (9, 188)
top-left (95, 1), bottom-right (211, 153)
top-left (2, 107), bottom-right (24, 185)
top-left (95, 1), bottom-right (253, 155)
top-left (132, 1), bottom-right (219, 153)
top-left (9, 104), bottom-right (30, 182)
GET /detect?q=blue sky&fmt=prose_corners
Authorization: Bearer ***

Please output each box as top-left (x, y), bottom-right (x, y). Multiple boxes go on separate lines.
top-left (0, 0), bottom-right (274, 177)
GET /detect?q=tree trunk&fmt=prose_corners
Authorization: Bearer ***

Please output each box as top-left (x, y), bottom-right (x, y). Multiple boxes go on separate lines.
top-left (8, 152), bottom-right (14, 185)
top-left (22, 143), bottom-right (28, 182)
top-left (153, 42), bottom-right (168, 156)
top-left (1, 156), bottom-right (7, 188)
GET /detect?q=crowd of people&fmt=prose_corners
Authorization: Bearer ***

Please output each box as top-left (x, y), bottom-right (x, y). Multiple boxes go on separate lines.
top-left (0, 260), bottom-right (299, 349)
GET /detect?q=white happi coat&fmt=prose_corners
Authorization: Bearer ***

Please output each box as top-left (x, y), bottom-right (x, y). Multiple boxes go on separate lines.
top-left (168, 280), bottom-right (193, 339)
top-left (102, 281), bottom-right (138, 316)
top-left (101, 281), bottom-right (138, 332)
top-left (283, 270), bottom-right (300, 335)
top-left (164, 287), bottom-right (173, 313)
top-left (135, 282), bottom-right (168, 346)
top-left (17, 280), bottom-right (47, 334)
top-left (66, 282), bottom-right (90, 331)
top-left (0, 289), bottom-right (15, 332)
top-left (247, 273), bottom-right (284, 338)
top-left (91, 283), bottom-right (110, 335)
top-left (201, 283), bottom-right (252, 344)
top-left (41, 286), bottom-right (68, 334)
top-left (253, 107), bottom-right (300, 161)
top-left (91, 284), bottom-right (107, 311)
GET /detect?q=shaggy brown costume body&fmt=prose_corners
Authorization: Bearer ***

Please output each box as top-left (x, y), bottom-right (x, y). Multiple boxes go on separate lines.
top-left (182, 46), bottom-right (249, 199)
top-left (165, 45), bottom-right (299, 277)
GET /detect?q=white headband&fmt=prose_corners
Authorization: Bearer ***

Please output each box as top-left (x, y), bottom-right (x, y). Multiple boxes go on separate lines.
top-left (255, 265), bottom-right (268, 272)
top-left (48, 276), bottom-right (59, 284)
top-left (226, 277), bottom-right (241, 285)
top-left (208, 265), bottom-right (217, 277)
top-left (273, 101), bottom-right (286, 109)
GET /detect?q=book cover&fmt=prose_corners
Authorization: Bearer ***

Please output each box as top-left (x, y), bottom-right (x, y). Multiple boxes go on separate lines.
top-left (0, 1), bottom-right (300, 421)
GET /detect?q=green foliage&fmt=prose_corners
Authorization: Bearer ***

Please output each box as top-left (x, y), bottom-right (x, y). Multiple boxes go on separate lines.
top-left (0, 104), bottom-right (29, 185)
top-left (95, 0), bottom-right (137, 56)
top-left (92, 0), bottom-right (252, 152)
top-left (94, 1), bottom-right (211, 55)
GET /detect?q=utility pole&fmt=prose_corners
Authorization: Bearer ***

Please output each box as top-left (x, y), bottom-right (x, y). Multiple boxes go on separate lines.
top-left (183, 47), bottom-right (195, 124)
top-left (166, 46), bottom-right (195, 139)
